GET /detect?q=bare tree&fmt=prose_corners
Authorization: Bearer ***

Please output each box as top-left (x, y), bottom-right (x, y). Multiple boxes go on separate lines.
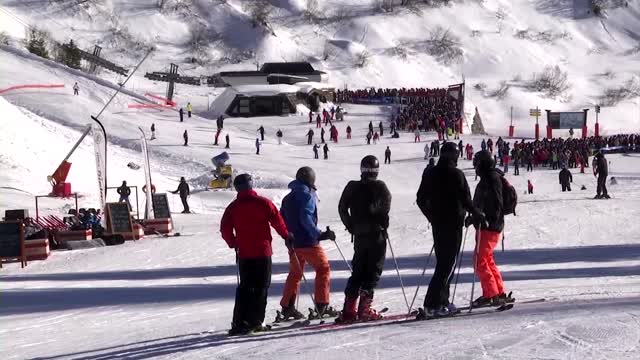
top-left (243, 0), bottom-right (275, 35)
top-left (304, 0), bottom-right (320, 22)
top-left (354, 49), bottom-right (371, 67)
top-left (426, 26), bottom-right (463, 65)
top-left (528, 65), bottom-right (570, 97)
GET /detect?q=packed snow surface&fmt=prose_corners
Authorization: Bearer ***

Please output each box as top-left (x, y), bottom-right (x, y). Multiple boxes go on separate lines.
top-left (1, 0), bottom-right (640, 359)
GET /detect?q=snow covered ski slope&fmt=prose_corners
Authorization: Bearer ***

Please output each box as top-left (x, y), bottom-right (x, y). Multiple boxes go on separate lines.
top-left (1, 0), bottom-right (640, 359)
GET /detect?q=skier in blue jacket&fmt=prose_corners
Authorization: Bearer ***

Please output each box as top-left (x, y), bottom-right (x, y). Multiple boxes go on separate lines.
top-left (278, 166), bottom-right (337, 320)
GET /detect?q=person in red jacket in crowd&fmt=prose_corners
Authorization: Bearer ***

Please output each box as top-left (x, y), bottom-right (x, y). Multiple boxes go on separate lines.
top-left (220, 174), bottom-right (291, 335)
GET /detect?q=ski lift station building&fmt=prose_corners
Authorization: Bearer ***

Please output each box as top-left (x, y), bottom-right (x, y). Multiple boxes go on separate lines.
top-left (209, 82), bottom-right (335, 118)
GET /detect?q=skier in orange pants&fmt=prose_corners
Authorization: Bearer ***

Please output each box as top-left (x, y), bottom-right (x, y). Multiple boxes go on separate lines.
top-left (469, 150), bottom-right (511, 307)
top-left (278, 167), bottom-right (338, 320)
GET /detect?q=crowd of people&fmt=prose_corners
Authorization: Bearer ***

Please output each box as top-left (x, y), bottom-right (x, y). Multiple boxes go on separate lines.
top-left (335, 87), bottom-right (451, 103)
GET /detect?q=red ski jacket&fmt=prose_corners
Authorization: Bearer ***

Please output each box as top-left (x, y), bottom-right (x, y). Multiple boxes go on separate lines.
top-left (220, 190), bottom-right (289, 259)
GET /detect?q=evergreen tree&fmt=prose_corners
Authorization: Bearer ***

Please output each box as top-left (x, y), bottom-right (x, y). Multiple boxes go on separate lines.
top-left (26, 29), bottom-right (49, 59)
top-left (60, 40), bottom-right (82, 69)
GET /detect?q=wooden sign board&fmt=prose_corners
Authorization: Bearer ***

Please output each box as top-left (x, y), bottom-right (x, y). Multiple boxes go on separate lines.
top-left (152, 193), bottom-right (172, 220)
top-left (105, 202), bottom-right (134, 236)
top-left (0, 220), bottom-right (27, 268)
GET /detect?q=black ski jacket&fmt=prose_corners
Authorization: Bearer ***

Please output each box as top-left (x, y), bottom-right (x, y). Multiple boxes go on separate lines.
top-left (473, 168), bottom-right (504, 233)
top-left (338, 178), bottom-right (392, 235)
top-left (416, 158), bottom-right (475, 227)
top-left (559, 168), bottom-right (572, 185)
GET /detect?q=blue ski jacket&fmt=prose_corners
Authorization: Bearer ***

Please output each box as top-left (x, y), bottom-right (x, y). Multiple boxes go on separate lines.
top-left (280, 180), bottom-right (322, 248)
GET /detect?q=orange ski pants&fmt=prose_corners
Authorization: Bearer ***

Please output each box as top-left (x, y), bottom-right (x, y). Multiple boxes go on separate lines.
top-left (280, 245), bottom-right (331, 307)
top-left (475, 230), bottom-right (505, 298)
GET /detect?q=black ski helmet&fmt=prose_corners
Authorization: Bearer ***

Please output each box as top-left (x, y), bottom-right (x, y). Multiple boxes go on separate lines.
top-left (473, 150), bottom-right (494, 174)
top-left (233, 173), bottom-right (253, 192)
top-left (360, 155), bottom-right (379, 179)
top-left (295, 166), bottom-right (316, 188)
top-left (439, 142), bottom-right (459, 164)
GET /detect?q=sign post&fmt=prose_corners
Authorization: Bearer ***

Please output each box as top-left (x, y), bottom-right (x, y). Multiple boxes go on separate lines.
top-left (509, 106), bottom-right (515, 137)
top-left (595, 105), bottom-right (600, 137)
top-left (105, 203), bottom-right (134, 239)
top-left (530, 107), bottom-right (541, 140)
top-left (0, 221), bottom-right (27, 268)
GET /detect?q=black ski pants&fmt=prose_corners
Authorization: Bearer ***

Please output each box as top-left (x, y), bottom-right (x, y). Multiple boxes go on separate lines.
top-left (233, 257), bottom-right (272, 328)
top-left (561, 183), bottom-right (571, 192)
top-left (384, 154), bottom-right (391, 164)
top-left (424, 223), bottom-right (463, 309)
top-left (345, 232), bottom-right (386, 298)
top-left (180, 195), bottom-right (190, 213)
top-left (597, 175), bottom-right (608, 197)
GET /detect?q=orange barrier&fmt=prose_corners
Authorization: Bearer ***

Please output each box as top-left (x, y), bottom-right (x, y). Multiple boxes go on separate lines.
top-left (144, 92), bottom-right (176, 106)
top-left (0, 84), bottom-right (65, 95)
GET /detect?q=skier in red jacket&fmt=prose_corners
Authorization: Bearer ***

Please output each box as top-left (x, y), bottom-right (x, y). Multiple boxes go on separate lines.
top-left (221, 174), bottom-right (291, 335)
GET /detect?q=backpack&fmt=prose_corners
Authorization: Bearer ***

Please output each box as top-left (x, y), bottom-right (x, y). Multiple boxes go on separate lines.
top-left (501, 176), bottom-right (518, 216)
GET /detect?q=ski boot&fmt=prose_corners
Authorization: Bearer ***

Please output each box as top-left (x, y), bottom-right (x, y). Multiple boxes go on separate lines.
top-left (228, 321), bottom-right (250, 336)
top-left (471, 296), bottom-right (493, 308)
top-left (334, 295), bottom-right (358, 324)
top-left (247, 323), bottom-right (271, 334)
top-left (309, 303), bottom-right (339, 320)
top-left (357, 289), bottom-right (383, 321)
top-left (275, 297), bottom-right (305, 322)
top-left (497, 291), bottom-right (515, 304)
top-left (416, 305), bottom-right (451, 320)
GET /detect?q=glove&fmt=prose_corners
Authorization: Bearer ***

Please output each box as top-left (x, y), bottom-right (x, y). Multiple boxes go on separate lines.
top-left (318, 227), bottom-right (336, 241)
top-left (285, 232), bottom-right (295, 249)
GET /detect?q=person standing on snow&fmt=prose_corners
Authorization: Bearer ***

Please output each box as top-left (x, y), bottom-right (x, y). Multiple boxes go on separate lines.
top-left (255, 138), bottom-right (261, 155)
top-left (593, 151), bottom-right (610, 199)
top-left (309, 111), bottom-right (313, 123)
top-left (384, 146), bottom-right (391, 164)
top-left (379, 121), bottom-right (384, 137)
top-left (316, 114), bottom-right (322, 128)
top-left (323, 143), bottom-right (329, 160)
top-left (527, 180), bottom-right (534, 194)
top-left (73, 82), bottom-right (79, 96)
top-left (368, 121), bottom-right (374, 134)
top-left (150, 123), bottom-right (156, 140)
top-left (179, 107), bottom-right (184, 122)
top-left (186, 102), bottom-right (193, 118)
top-left (220, 174), bottom-right (291, 335)
top-left (336, 155), bottom-right (392, 323)
top-left (183, 130), bottom-right (188, 146)
top-left (346, 125), bottom-right (352, 139)
top-left (414, 129), bottom-right (421, 143)
top-left (321, 127), bottom-right (326, 144)
top-left (424, 143), bottom-right (430, 160)
top-left (117, 181), bottom-right (132, 210)
top-left (172, 177), bottom-right (191, 213)
top-left (559, 166), bottom-right (573, 192)
top-left (415, 142), bottom-right (483, 319)
top-left (468, 150), bottom-right (511, 307)
top-left (279, 167), bottom-right (338, 320)
top-left (225, 134), bottom-right (230, 149)
top-left (307, 129), bottom-right (314, 145)
top-left (276, 129), bottom-right (283, 145)
top-left (258, 125), bottom-right (265, 141)
top-left (458, 141), bottom-right (464, 159)
top-left (313, 143), bottom-right (319, 159)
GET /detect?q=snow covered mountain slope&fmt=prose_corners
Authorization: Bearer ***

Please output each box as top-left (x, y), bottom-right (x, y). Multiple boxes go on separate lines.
top-left (1, 0), bottom-right (639, 134)
top-left (1, 1), bottom-right (640, 359)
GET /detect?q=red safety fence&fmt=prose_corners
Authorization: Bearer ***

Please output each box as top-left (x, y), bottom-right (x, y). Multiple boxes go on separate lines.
top-left (144, 92), bottom-right (176, 106)
top-left (0, 84), bottom-right (65, 95)
top-left (127, 103), bottom-right (174, 109)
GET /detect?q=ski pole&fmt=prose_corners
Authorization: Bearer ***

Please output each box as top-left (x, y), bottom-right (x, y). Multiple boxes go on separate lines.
top-left (385, 232), bottom-right (411, 313)
top-left (451, 226), bottom-right (469, 304)
top-left (469, 224), bottom-right (482, 313)
top-left (407, 243), bottom-right (434, 316)
top-left (235, 250), bottom-right (240, 286)
top-left (333, 238), bottom-right (352, 273)
top-left (501, 232), bottom-right (505, 253)
top-left (290, 247), bottom-right (320, 315)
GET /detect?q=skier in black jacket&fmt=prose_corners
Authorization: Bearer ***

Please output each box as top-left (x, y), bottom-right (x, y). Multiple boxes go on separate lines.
top-left (559, 166), bottom-right (573, 192)
top-left (593, 152), bottom-right (610, 199)
top-left (469, 150), bottom-right (509, 307)
top-left (337, 155), bottom-right (392, 323)
top-left (416, 142), bottom-right (482, 319)
top-left (172, 177), bottom-right (190, 213)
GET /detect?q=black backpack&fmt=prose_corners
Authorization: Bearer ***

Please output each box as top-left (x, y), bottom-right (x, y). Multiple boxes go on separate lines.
top-left (501, 176), bottom-right (518, 216)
